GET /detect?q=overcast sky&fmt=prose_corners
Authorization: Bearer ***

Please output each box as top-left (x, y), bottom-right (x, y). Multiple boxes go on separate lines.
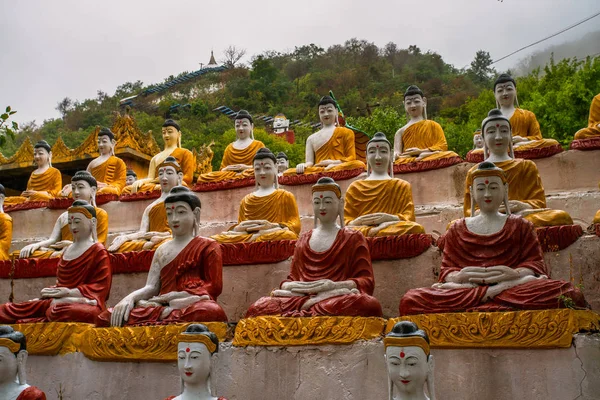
top-left (1, 0), bottom-right (599, 124)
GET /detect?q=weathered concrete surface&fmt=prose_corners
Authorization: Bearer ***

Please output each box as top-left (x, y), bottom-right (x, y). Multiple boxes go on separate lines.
top-left (535, 150), bottom-right (600, 194)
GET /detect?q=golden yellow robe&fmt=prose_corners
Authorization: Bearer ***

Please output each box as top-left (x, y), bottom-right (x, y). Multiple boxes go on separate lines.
top-left (211, 189), bottom-right (300, 243)
top-left (116, 200), bottom-right (171, 252)
top-left (394, 120), bottom-right (459, 164)
top-left (4, 167), bottom-right (62, 205)
top-left (464, 159), bottom-right (572, 227)
top-left (0, 212), bottom-right (12, 261)
top-left (594, 210), bottom-right (600, 224)
top-left (574, 94), bottom-right (600, 140)
top-left (283, 127), bottom-right (365, 176)
top-left (90, 156), bottom-right (127, 195)
top-left (510, 108), bottom-right (560, 151)
top-left (344, 179), bottom-right (425, 236)
top-left (197, 140), bottom-right (265, 183)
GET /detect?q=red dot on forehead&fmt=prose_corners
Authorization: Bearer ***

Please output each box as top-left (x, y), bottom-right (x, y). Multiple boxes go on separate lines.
top-left (186, 347), bottom-right (190, 353)
top-left (496, 124), bottom-right (500, 127)
top-left (485, 180), bottom-right (489, 184)
top-left (171, 205), bottom-right (175, 209)
top-left (376, 144), bottom-right (379, 148)
top-left (400, 351), bottom-right (405, 358)
top-left (319, 194), bottom-right (323, 198)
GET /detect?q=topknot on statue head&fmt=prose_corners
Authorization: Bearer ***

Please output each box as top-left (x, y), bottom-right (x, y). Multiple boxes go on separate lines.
top-left (481, 108), bottom-right (511, 134)
top-left (493, 73), bottom-right (516, 91)
top-left (318, 96), bottom-right (337, 108)
top-left (253, 147), bottom-right (277, 163)
top-left (404, 85), bottom-right (424, 99)
top-left (158, 156), bottom-right (183, 173)
top-left (165, 186), bottom-right (201, 211)
top-left (68, 199), bottom-right (97, 219)
top-left (162, 119), bottom-right (181, 132)
top-left (276, 151), bottom-right (288, 161)
top-left (98, 127), bottom-right (115, 141)
top-left (180, 323), bottom-right (219, 354)
top-left (72, 170), bottom-right (98, 188)
top-left (34, 140), bottom-right (52, 153)
top-left (234, 110), bottom-right (253, 124)
top-left (0, 325), bottom-right (26, 355)
top-left (312, 177), bottom-right (342, 199)
top-left (368, 132), bottom-right (392, 148)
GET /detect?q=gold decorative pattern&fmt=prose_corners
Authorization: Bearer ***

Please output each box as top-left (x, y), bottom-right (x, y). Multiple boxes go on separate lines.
top-left (192, 141), bottom-right (214, 175)
top-left (9, 322), bottom-right (90, 355)
top-left (233, 316), bottom-right (385, 347)
top-left (112, 113), bottom-right (161, 156)
top-left (386, 309), bottom-right (600, 349)
top-left (51, 136), bottom-right (77, 160)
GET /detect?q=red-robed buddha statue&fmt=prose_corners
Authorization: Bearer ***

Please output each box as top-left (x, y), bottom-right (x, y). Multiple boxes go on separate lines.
top-left (246, 177), bottom-right (382, 318)
top-left (400, 162), bottom-right (587, 315)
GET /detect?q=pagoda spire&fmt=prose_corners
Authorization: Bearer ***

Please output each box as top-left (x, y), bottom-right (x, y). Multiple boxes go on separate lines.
top-left (208, 50), bottom-right (217, 66)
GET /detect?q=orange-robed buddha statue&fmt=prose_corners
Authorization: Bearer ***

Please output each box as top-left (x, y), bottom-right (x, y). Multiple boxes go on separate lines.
top-left (211, 148), bottom-right (300, 243)
top-left (400, 162), bottom-right (587, 315)
top-left (87, 127), bottom-right (127, 195)
top-left (344, 132), bottom-right (424, 237)
top-left (98, 186), bottom-right (227, 327)
top-left (0, 201), bottom-right (112, 324)
top-left (572, 93), bottom-right (600, 149)
top-left (283, 96), bottom-right (365, 176)
top-left (4, 140), bottom-right (62, 205)
top-left (0, 184), bottom-right (12, 261)
top-left (197, 110), bottom-right (265, 184)
top-left (246, 177), bottom-right (383, 318)
top-left (123, 119), bottom-right (194, 194)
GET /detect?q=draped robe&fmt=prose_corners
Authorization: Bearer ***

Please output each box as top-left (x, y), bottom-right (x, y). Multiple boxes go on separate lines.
top-left (246, 228), bottom-right (383, 317)
top-left (394, 120), bottom-right (459, 164)
top-left (16, 386), bottom-right (47, 400)
top-left (509, 108), bottom-right (560, 151)
top-left (90, 155), bottom-right (127, 195)
top-left (0, 212), bottom-right (12, 261)
top-left (400, 216), bottom-right (587, 314)
top-left (344, 179), bottom-right (425, 236)
top-left (211, 189), bottom-right (300, 243)
top-left (4, 167), bottom-right (62, 205)
top-left (116, 200), bottom-right (171, 252)
top-left (574, 94), bottom-right (600, 140)
top-left (197, 140), bottom-right (265, 183)
top-left (0, 243), bottom-right (112, 323)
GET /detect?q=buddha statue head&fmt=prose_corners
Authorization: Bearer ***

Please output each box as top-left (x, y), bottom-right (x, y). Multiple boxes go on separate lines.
top-left (68, 200), bottom-right (98, 243)
top-left (253, 148), bottom-right (278, 189)
top-left (468, 161), bottom-right (510, 217)
top-left (158, 156), bottom-right (184, 193)
top-left (367, 132), bottom-right (393, 178)
top-left (164, 186), bottom-right (201, 237)
top-left (234, 110), bottom-right (254, 140)
top-left (312, 177), bottom-right (344, 228)
top-left (97, 127), bottom-right (116, 156)
top-left (275, 152), bottom-right (289, 174)
top-left (162, 119), bottom-right (182, 148)
top-left (473, 130), bottom-right (484, 149)
top-left (33, 140), bottom-right (52, 168)
top-left (0, 184), bottom-right (5, 211)
top-left (404, 85), bottom-right (427, 120)
top-left (273, 113), bottom-right (290, 133)
top-left (176, 324), bottom-right (219, 396)
top-left (125, 169), bottom-right (137, 186)
top-left (494, 73), bottom-right (518, 109)
top-left (0, 326), bottom-right (28, 389)
top-left (71, 171), bottom-right (98, 207)
top-left (481, 108), bottom-right (514, 159)
top-left (384, 321), bottom-right (434, 400)
top-left (318, 96), bottom-right (338, 127)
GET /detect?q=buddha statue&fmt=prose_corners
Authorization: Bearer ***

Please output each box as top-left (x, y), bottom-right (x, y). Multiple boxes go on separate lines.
top-left (0, 326), bottom-right (47, 400)
top-left (163, 324), bottom-right (227, 400)
top-left (211, 148), bottom-right (300, 243)
top-left (123, 119), bottom-right (194, 194)
top-left (246, 177), bottom-right (383, 318)
top-left (272, 114), bottom-right (290, 134)
top-left (573, 93), bottom-right (600, 141)
top-left (283, 96), bottom-right (365, 176)
top-left (473, 130), bottom-right (484, 150)
top-left (275, 151), bottom-right (289, 176)
top-left (125, 169), bottom-right (137, 186)
top-left (384, 321), bottom-right (435, 400)
top-left (400, 162), bottom-right (587, 315)
top-left (197, 110), bottom-right (265, 184)
top-left (0, 184), bottom-right (12, 261)
top-left (97, 186), bottom-right (227, 327)
top-left (464, 109), bottom-right (573, 227)
top-left (4, 140), bottom-right (62, 206)
top-left (18, 171), bottom-right (108, 259)
top-left (87, 127), bottom-right (127, 195)
top-left (393, 86), bottom-right (460, 169)
top-left (344, 132), bottom-right (425, 237)
top-left (466, 130), bottom-right (485, 163)
top-left (0, 200), bottom-right (112, 323)
top-left (108, 156), bottom-right (182, 253)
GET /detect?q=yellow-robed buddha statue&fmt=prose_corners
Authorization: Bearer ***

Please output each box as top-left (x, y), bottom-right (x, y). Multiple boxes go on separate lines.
top-left (4, 140), bottom-right (62, 205)
top-left (0, 184), bottom-right (12, 261)
top-left (211, 148), bottom-right (300, 243)
top-left (197, 110), bottom-right (265, 184)
top-left (345, 132), bottom-right (424, 237)
top-left (573, 93), bottom-right (600, 140)
top-left (283, 96), bottom-right (365, 176)
top-left (87, 127), bottom-right (127, 195)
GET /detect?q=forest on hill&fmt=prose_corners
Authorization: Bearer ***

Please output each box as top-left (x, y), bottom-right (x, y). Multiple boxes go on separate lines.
top-left (1, 38), bottom-right (600, 170)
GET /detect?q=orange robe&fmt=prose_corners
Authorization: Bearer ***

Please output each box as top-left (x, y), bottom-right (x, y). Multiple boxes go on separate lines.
top-left (594, 210), bottom-right (600, 224)
top-left (246, 228), bottom-right (383, 318)
top-left (0, 212), bottom-right (12, 261)
top-left (116, 201), bottom-right (170, 252)
top-left (509, 108), bottom-right (560, 150)
top-left (464, 159), bottom-right (572, 227)
top-left (574, 94), bottom-right (600, 140)
top-left (344, 179), bottom-right (424, 236)
top-left (197, 140), bottom-right (265, 183)
top-left (400, 216), bottom-right (586, 315)
top-left (16, 387), bottom-right (47, 400)
top-left (89, 155), bottom-right (127, 195)
top-left (0, 243), bottom-right (112, 324)
top-left (4, 167), bottom-right (62, 204)
top-left (96, 237), bottom-right (227, 326)
top-left (394, 120), bottom-right (459, 164)
top-left (283, 127), bottom-right (365, 176)
top-left (211, 189), bottom-right (300, 243)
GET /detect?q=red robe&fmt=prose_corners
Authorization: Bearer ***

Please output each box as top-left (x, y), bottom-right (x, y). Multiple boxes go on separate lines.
top-left (400, 215), bottom-right (587, 315)
top-left (16, 387), bottom-right (46, 400)
top-left (246, 228), bottom-right (383, 318)
top-left (96, 237), bottom-right (227, 326)
top-left (0, 243), bottom-right (111, 324)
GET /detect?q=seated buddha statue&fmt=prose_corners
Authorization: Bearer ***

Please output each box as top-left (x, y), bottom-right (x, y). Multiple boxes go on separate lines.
top-left (400, 162), bottom-right (587, 315)
top-left (283, 96), bottom-right (365, 176)
top-left (246, 177), bottom-right (383, 318)
top-left (18, 171), bottom-right (108, 259)
top-left (125, 169), bottom-right (137, 186)
top-left (197, 110), bottom-right (265, 184)
top-left (211, 148), bottom-right (300, 243)
top-left (4, 140), bottom-right (62, 206)
top-left (494, 74), bottom-right (561, 155)
top-left (393, 86), bottom-right (460, 169)
top-left (384, 321), bottom-right (435, 400)
top-left (0, 200), bottom-right (112, 324)
top-left (464, 109), bottom-right (573, 227)
top-left (0, 326), bottom-right (47, 400)
top-left (108, 156), bottom-right (182, 253)
top-left (466, 130), bottom-right (485, 163)
top-left (573, 93), bottom-right (600, 142)
top-left (0, 184), bottom-right (12, 261)
top-left (344, 132), bottom-right (425, 237)
top-left (98, 186), bottom-right (227, 326)
top-left (276, 151), bottom-right (289, 177)
top-left (124, 119), bottom-right (194, 194)
top-left (163, 324), bottom-right (227, 400)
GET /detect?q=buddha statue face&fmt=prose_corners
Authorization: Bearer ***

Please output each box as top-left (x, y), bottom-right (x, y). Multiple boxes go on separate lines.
top-left (71, 180), bottom-right (96, 204)
top-left (318, 103), bottom-right (337, 127)
top-left (254, 158), bottom-right (277, 188)
top-left (483, 120), bottom-right (511, 155)
top-left (385, 346), bottom-right (430, 397)
top-left (0, 346), bottom-right (19, 386)
top-left (158, 166), bottom-right (181, 193)
top-left (126, 174), bottom-right (136, 186)
top-left (276, 157), bottom-right (289, 173)
top-left (473, 133), bottom-right (484, 149)
top-left (162, 126), bottom-right (181, 147)
top-left (404, 94), bottom-right (425, 119)
top-left (312, 190), bottom-right (341, 225)
top-left (235, 118), bottom-right (253, 140)
top-left (68, 211), bottom-right (95, 242)
top-left (33, 147), bottom-right (50, 168)
top-left (166, 200), bottom-right (199, 237)
top-left (273, 115), bottom-right (289, 131)
top-left (97, 134), bottom-right (115, 156)
top-left (472, 175), bottom-right (505, 213)
top-left (177, 342), bottom-right (212, 385)
top-left (367, 140), bottom-right (391, 175)
top-left (495, 82), bottom-right (516, 108)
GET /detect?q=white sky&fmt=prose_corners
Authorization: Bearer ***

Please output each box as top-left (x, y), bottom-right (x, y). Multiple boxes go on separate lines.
top-left (1, 0), bottom-right (599, 124)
